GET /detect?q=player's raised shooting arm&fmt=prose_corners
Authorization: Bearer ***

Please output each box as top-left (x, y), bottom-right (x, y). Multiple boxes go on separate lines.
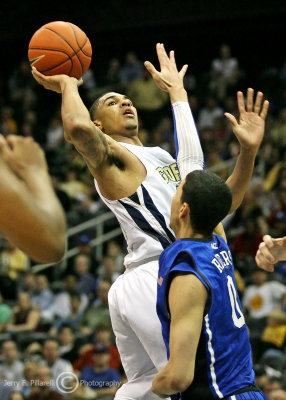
top-left (152, 272), bottom-right (207, 396)
top-left (225, 89), bottom-right (269, 214)
top-left (32, 68), bottom-right (112, 173)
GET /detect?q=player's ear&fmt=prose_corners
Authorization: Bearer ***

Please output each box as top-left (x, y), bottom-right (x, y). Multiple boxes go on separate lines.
top-left (93, 120), bottom-right (104, 131)
top-left (179, 202), bottom-right (190, 219)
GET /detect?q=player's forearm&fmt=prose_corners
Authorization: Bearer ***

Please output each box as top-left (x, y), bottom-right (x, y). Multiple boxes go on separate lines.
top-left (60, 79), bottom-right (94, 139)
top-left (18, 170), bottom-right (66, 261)
top-left (172, 101), bottom-right (204, 179)
top-left (226, 147), bottom-right (256, 214)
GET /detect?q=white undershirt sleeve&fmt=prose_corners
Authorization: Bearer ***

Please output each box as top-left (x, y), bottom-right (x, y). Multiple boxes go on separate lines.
top-left (172, 101), bottom-right (204, 180)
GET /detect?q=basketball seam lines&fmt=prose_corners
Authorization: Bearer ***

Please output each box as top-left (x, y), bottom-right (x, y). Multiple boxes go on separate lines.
top-left (28, 48), bottom-right (73, 73)
top-left (68, 23), bottom-right (84, 76)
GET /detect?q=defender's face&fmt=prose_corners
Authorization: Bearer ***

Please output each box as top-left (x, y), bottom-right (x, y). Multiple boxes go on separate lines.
top-left (170, 180), bottom-right (184, 233)
top-left (95, 92), bottom-right (138, 137)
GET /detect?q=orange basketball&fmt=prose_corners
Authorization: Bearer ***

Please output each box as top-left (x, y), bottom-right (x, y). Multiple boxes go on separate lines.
top-left (28, 21), bottom-right (92, 79)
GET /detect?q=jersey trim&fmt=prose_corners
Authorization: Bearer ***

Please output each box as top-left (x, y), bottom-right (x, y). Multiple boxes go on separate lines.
top-left (204, 314), bottom-right (224, 399)
top-left (141, 184), bottom-right (175, 242)
top-left (118, 198), bottom-right (170, 249)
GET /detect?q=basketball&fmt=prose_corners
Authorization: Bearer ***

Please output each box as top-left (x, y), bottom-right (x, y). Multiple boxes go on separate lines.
top-left (28, 21), bottom-right (92, 79)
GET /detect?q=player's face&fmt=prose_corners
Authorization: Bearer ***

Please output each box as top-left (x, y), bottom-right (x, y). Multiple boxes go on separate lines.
top-left (94, 92), bottom-right (138, 137)
top-left (170, 180), bottom-right (184, 233)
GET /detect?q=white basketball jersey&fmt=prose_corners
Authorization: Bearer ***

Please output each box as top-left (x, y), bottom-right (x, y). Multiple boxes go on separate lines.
top-left (94, 143), bottom-right (181, 270)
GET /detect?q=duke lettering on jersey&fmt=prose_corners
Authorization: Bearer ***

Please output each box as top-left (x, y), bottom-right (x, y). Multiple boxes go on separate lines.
top-left (211, 249), bottom-right (233, 273)
top-left (157, 235), bottom-right (255, 399)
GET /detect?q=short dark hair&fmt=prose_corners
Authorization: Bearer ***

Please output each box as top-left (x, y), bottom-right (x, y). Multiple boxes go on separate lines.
top-left (181, 170), bottom-right (232, 236)
top-left (89, 96), bottom-right (102, 120)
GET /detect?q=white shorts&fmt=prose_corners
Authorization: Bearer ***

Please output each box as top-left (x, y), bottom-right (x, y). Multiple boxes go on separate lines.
top-left (108, 260), bottom-right (168, 400)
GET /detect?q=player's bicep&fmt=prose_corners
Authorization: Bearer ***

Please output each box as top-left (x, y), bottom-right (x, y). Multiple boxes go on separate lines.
top-left (168, 273), bottom-right (207, 385)
top-left (70, 123), bottom-right (112, 172)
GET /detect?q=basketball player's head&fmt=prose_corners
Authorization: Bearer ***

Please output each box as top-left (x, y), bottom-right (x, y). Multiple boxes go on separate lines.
top-left (171, 170), bottom-right (232, 236)
top-left (90, 92), bottom-right (138, 139)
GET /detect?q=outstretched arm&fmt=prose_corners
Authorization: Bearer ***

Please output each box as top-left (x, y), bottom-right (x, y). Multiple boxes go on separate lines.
top-left (0, 135), bottom-right (66, 263)
top-left (255, 235), bottom-right (286, 272)
top-left (145, 43), bottom-right (204, 179)
top-left (225, 89), bottom-right (269, 213)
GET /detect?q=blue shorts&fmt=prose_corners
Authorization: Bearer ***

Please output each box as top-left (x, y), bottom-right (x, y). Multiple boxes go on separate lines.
top-left (225, 390), bottom-right (268, 400)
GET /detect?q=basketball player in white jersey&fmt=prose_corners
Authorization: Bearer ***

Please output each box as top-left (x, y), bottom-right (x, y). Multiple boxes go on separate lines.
top-left (32, 43), bottom-right (268, 399)
top-left (0, 134), bottom-right (66, 263)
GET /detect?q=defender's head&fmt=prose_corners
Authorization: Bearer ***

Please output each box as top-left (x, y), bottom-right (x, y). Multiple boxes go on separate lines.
top-left (89, 92), bottom-right (138, 139)
top-left (171, 170), bottom-right (232, 237)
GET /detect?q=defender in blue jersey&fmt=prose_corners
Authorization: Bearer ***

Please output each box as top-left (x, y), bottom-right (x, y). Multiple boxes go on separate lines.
top-left (153, 170), bottom-right (267, 400)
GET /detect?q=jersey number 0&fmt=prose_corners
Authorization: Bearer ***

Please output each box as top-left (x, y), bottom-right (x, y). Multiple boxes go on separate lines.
top-left (227, 275), bottom-right (245, 328)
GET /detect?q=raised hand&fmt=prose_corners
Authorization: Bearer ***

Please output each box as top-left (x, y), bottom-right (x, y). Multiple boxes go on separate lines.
top-left (144, 43), bottom-right (188, 96)
top-left (225, 88), bottom-right (269, 153)
top-left (31, 67), bottom-right (83, 93)
top-left (0, 134), bottom-right (48, 178)
top-left (255, 235), bottom-right (286, 272)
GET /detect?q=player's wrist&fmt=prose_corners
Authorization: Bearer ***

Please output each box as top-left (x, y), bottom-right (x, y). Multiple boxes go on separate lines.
top-left (169, 87), bottom-right (188, 103)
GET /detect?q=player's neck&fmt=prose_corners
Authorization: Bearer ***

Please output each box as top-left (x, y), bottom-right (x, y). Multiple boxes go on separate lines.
top-left (112, 134), bottom-right (143, 146)
top-left (176, 224), bottom-right (206, 240)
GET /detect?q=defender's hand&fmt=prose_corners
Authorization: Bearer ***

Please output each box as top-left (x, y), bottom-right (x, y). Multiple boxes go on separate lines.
top-left (225, 88), bottom-right (269, 154)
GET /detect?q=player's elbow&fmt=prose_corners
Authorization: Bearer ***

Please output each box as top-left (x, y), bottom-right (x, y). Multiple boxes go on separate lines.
top-left (170, 373), bottom-right (194, 393)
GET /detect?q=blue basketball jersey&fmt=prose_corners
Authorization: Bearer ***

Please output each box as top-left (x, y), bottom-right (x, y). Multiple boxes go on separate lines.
top-left (157, 234), bottom-right (256, 399)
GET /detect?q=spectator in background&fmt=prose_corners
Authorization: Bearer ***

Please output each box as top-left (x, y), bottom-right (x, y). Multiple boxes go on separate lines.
top-left (242, 269), bottom-right (286, 335)
top-left (75, 235), bottom-right (98, 273)
top-left (105, 240), bottom-right (125, 274)
top-left (31, 275), bottom-right (54, 316)
top-left (59, 168), bottom-right (89, 201)
top-left (21, 360), bottom-right (39, 398)
top-left (197, 95), bottom-right (224, 131)
top-left (0, 106), bottom-right (18, 135)
top-left (209, 43), bottom-right (240, 100)
top-left (0, 291), bottom-right (12, 333)
top-left (9, 392), bottom-right (25, 400)
top-left (105, 58), bottom-right (122, 92)
top-left (73, 254), bottom-right (97, 297)
top-left (0, 238), bottom-right (29, 300)
top-left (120, 52), bottom-right (143, 89)
top-left (127, 68), bottom-right (169, 131)
top-left (48, 274), bottom-right (88, 321)
top-left (74, 322), bottom-right (121, 373)
top-left (80, 343), bottom-right (120, 398)
top-left (27, 365), bottom-right (63, 400)
top-left (51, 292), bottom-right (83, 334)
top-left (41, 339), bottom-right (73, 390)
top-left (80, 280), bottom-right (111, 335)
top-left (17, 271), bottom-right (36, 297)
top-left (6, 292), bottom-right (40, 334)
top-left (97, 256), bottom-right (120, 284)
top-left (45, 113), bottom-right (64, 151)
top-left (261, 309), bottom-right (286, 352)
top-left (58, 324), bottom-right (81, 364)
top-left (0, 340), bottom-right (23, 382)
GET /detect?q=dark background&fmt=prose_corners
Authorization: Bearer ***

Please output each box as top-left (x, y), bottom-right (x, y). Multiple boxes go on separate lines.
top-left (1, 0), bottom-right (286, 82)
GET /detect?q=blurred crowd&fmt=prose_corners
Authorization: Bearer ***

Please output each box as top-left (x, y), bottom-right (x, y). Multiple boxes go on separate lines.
top-left (0, 43), bottom-right (286, 399)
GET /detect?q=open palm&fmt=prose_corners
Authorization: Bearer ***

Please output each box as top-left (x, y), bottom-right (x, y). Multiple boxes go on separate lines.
top-left (225, 89), bottom-right (269, 152)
